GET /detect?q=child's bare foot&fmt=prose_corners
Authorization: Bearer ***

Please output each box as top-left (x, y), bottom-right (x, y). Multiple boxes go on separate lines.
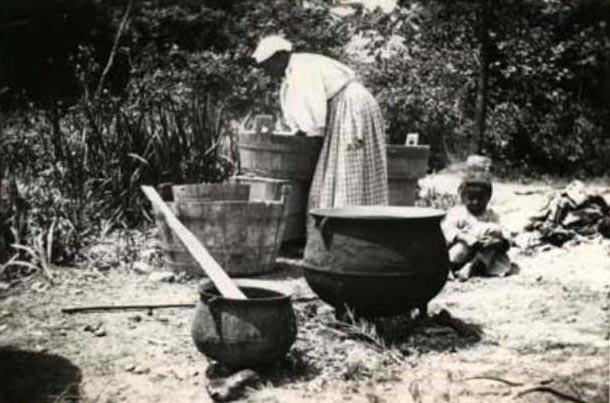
top-left (456, 263), bottom-right (473, 281)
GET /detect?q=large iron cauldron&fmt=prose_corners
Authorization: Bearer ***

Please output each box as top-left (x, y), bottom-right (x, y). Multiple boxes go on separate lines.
top-left (191, 281), bottom-right (297, 370)
top-left (303, 206), bottom-right (449, 318)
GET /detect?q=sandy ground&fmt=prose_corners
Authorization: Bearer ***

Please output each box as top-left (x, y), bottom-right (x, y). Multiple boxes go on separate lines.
top-left (0, 174), bottom-right (608, 403)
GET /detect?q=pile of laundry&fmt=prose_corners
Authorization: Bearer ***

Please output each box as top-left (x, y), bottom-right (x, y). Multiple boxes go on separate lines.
top-left (523, 181), bottom-right (610, 247)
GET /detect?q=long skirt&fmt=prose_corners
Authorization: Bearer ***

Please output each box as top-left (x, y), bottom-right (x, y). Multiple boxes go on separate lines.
top-left (307, 81), bottom-right (389, 211)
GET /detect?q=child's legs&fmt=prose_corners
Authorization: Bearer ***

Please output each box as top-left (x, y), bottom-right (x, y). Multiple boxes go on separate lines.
top-left (472, 245), bottom-right (511, 276)
top-left (473, 248), bottom-right (495, 268)
top-left (449, 242), bottom-right (471, 268)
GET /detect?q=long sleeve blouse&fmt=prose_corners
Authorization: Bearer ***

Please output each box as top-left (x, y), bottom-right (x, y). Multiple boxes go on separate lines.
top-left (280, 53), bottom-right (356, 136)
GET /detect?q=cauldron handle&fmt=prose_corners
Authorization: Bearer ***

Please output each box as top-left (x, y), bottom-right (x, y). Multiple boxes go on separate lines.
top-left (317, 217), bottom-right (333, 248)
top-left (208, 296), bottom-right (225, 341)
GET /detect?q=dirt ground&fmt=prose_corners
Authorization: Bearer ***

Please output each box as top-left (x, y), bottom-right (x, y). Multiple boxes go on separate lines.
top-left (0, 174), bottom-right (609, 403)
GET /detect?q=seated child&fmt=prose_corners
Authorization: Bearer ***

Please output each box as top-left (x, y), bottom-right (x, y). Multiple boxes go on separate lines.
top-left (442, 174), bottom-right (515, 281)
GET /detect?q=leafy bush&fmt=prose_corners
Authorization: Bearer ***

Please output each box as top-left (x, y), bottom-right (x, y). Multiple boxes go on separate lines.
top-left (482, 0), bottom-right (610, 175)
top-left (0, 88), bottom-right (233, 266)
top-left (353, 3), bottom-right (478, 169)
top-left (2, 0), bottom-right (610, 270)
top-left (0, 0), bottom-right (121, 110)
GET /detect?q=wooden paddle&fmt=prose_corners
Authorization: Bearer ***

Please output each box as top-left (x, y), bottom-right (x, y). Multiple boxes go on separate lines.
top-left (141, 186), bottom-right (247, 300)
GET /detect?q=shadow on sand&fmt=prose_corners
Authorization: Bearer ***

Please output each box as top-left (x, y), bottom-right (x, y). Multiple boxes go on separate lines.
top-left (0, 347), bottom-right (82, 403)
top-left (320, 306), bottom-right (484, 355)
top-left (375, 309), bottom-right (484, 354)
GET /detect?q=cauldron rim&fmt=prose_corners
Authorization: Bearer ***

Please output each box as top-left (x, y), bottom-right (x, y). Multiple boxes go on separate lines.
top-left (309, 206), bottom-right (446, 220)
top-left (302, 263), bottom-right (444, 278)
top-left (197, 282), bottom-right (291, 304)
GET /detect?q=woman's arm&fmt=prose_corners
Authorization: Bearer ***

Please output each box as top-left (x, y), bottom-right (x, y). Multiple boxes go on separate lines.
top-left (280, 63), bottom-right (327, 136)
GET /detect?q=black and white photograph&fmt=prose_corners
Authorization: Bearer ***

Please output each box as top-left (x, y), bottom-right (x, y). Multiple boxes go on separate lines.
top-left (1, 0), bottom-right (609, 402)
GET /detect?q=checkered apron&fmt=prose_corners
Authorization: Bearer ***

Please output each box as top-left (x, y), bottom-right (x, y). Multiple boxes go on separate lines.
top-left (308, 81), bottom-right (389, 211)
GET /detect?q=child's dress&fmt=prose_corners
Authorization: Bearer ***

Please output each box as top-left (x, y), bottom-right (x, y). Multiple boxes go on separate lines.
top-left (442, 205), bottom-right (513, 277)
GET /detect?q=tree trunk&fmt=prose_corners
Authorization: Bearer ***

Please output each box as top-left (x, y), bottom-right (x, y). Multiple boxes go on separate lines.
top-left (474, 0), bottom-right (491, 154)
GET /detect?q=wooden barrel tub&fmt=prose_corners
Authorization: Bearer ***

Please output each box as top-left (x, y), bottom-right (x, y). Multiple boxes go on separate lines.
top-left (153, 183), bottom-right (289, 277)
top-left (386, 145), bottom-right (430, 206)
top-left (231, 175), bottom-right (309, 243)
top-left (237, 127), bottom-right (323, 242)
top-left (237, 131), bottom-right (323, 182)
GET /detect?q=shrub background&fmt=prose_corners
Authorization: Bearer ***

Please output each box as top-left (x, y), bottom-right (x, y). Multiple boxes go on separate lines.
top-left (1, 0), bottom-right (609, 264)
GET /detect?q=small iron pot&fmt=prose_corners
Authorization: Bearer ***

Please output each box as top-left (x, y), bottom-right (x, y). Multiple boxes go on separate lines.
top-left (303, 206), bottom-right (449, 318)
top-left (191, 281), bottom-right (297, 370)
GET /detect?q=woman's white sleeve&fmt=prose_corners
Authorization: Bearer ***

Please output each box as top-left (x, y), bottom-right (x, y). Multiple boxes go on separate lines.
top-left (282, 71), bottom-right (327, 136)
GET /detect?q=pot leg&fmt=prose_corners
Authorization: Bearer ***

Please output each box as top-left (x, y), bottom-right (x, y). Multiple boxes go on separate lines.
top-left (417, 304), bottom-right (428, 320)
top-left (205, 361), bottom-right (236, 379)
top-left (334, 305), bottom-right (347, 321)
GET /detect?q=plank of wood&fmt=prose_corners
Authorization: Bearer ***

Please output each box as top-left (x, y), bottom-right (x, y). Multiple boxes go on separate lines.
top-left (141, 186), bottom-right (247, 299)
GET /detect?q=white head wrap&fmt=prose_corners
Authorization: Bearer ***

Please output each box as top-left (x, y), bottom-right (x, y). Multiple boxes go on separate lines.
top-left (252, 35), bottom-right (293, 64)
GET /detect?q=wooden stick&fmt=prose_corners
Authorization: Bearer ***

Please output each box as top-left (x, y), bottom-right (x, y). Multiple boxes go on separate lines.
top-left (62, 303), bottom-right (195, 314)
top-left (464, 376), bottom-right (587, 403)
top-left (141, 186), bottom-right (247, 299)
top-left (514, 386), bottom-right (589, 403)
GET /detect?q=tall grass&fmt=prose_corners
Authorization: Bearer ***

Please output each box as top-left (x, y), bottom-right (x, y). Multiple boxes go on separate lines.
top-left (0, 92), bottom-right (234, 268)
top-left (70, 93), bottom-right (233, 223)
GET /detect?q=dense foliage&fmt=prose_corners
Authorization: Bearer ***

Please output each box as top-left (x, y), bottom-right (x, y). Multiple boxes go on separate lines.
top-left (484, 0), bottom-right (610, 175)
top-left (0, 0), bottom-right (123, 109)
top-left (1, 0), bottom-right (609, 267)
